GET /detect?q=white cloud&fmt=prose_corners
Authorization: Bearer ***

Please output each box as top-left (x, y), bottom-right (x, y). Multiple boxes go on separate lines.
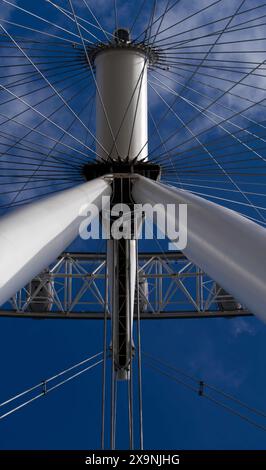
top-left (230, 317), bottom-right (257, 337)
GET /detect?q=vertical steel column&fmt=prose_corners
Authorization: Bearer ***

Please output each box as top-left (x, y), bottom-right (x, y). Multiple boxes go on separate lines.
top-left (107, 177), bottom-right (137, 380)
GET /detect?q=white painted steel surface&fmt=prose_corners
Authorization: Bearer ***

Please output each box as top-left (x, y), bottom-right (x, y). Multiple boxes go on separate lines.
top-left (0, 178), bottom-right (111, 306)
top-left (95, 49), bottom-right (148, 162)
top-left (132, 176), bottom-right (266, 321)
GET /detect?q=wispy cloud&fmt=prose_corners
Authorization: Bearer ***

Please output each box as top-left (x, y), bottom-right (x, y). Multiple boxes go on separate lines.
top-left (188, 342), bottom-right (247, 389)
top-left (230, 317), bottom-right (257, 337)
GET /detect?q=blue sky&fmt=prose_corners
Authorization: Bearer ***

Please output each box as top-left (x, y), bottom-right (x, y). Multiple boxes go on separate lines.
top-left (0, 311), bottom-right (266, 449)
top-left (0, 0), bottom-right (266, 450)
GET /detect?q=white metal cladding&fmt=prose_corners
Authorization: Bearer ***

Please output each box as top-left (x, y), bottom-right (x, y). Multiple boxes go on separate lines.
top-left (132, 176), bottom-right (266, 322)
top-left (0, 178), bottom-right (111, 306)
top-left (95, 49), bottom-right (148, 162)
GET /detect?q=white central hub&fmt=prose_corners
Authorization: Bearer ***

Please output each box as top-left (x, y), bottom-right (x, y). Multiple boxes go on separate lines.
top-left (95, 48), bottom-right (148, 162)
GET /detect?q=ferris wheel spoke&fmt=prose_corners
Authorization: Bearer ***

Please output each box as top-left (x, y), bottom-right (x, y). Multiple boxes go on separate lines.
top-left (0, 173), bottom-right (81, 180)
top-left (0, 70), bottom-right (45, 90)
top-left (150, 71), bottom-right (266, 137)
top-left (128, 0), bottom-right (146, 35)
top-left (147, 0), bottom-right (177, 51)
top-left (153, 3), bottom-right (266, 47)
top-left (148, 83), bottom-right (266, 222)
top-left (148, 0), bottom-right (224, 44)
top-left (0, 183), bottom-right (86, 211)
top-left (149, 75), bottom-right (266, 158)
top-left (165, 169), bottom-right (266, 177)
top-left (45, 0), bottom-right (102, 44)
top-left (147, 59), bottom-right (266, 162)
top-left (0, 65), bottom-right (88, 93)
top-left (161, 158), bottom-right (266, 176)
top-left (80, 0), bottom-right (112, 43)
top-left (0, 62), bottom-right (91, 88)
top-left (149, 108), bottom-right (183, 188)
top-left (0, 88), bottom-right (98, 211)
top-left (127, 0), bottom-right (171, 161)
top-left (0, 67), bottom-right (91, 113)
top-left (0, 40), bottom-right (84, 55)
top-left (133, 0), bottom-right (182, 44)
top-left (0, 18), bottom-right (84, 46)
top-left (174, 94), bottom-right (266, 168)
top-left (0, 110), bottom-right (91, 162)
top-left (142, 0), bottom-right (157, 45)
top-left (68, 0), bottom-right (120, 161)
top-left (162, 179), bottom-right (266, 199)
top-left (164, 175), bottom-right (266, 189)
top-left (160, 63), bottom-right (265, 92)
top-left (162, 41), bottom-right (265, 57)
top-left (157, 59), bottom-right (266, 75)
top-left (155, 68), bottom-right (266, 109)
top-left (0, 153), bottom-right (81, 170)
top-left (154, 118), bottom-right (266, 163)
top-left (0, 176), bottom-right (81, 212)
top-left (161, 181), bottom-right (266, 213)
top-left (0, 84), bottom-right (103, 161)
top-left (161, 147), bottom-right (266, 173)
top-left (148, 0), bottom-right (248, 154)
top-left (165, 35), bottom-right (266, 51)
top-left (0, 23), bottom-right (111, 161)
top-left (45, 0), bottom-right (115, 41)
top-left (0, 180), bottom-right (80, 198)
top-left (161, 146), bottom-right (266, 171)
top-left (162, 185), bottom-right (266, 233)
top-left (159, 56), bottom-right (266, 67)
top-left (0, 0), bottom-right (92, 44)
top-left (161, 59), bottom-right (266, 70)
top-left (160, 29), bottom-right (266, 52)
top-left (135, 45), bottom-right (264, 162)
top-left (114, 0), bottom-right (119, 32)
top-left (0, 20), bottom-right (82, 44)
top-left (0, 127), bottom-right (88, 167)
top-left (0, 132), bottom-right (88, 175)
top-left (0, 78), bottom-right (95, 167)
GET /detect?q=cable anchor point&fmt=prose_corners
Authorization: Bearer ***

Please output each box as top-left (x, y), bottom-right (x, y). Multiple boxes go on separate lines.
top-left (42, 380), bottom-right (47, 395)
top-left (198, 380), bottom-right (204, 397)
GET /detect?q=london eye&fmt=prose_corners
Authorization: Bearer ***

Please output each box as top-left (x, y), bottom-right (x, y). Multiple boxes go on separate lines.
top-left (0, 0), bottom-right (265, 451)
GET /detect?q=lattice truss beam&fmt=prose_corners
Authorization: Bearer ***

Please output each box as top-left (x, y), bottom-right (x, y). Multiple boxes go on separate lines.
top-left (0, 252), bottom-right (250, 320)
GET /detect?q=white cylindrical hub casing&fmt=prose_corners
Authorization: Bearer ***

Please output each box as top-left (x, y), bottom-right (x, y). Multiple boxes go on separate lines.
top-left (95, 48), bottom-right (148, 162)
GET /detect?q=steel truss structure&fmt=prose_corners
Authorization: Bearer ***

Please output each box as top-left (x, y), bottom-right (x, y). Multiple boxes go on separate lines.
top-left (2, 251), bottom-right (251, 320)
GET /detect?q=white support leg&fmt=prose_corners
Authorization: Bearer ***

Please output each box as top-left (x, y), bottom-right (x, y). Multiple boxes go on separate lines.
top-left (132, 176), bottom-right (266, 322)
top-left (0, 178), bottom-right (111, 306)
